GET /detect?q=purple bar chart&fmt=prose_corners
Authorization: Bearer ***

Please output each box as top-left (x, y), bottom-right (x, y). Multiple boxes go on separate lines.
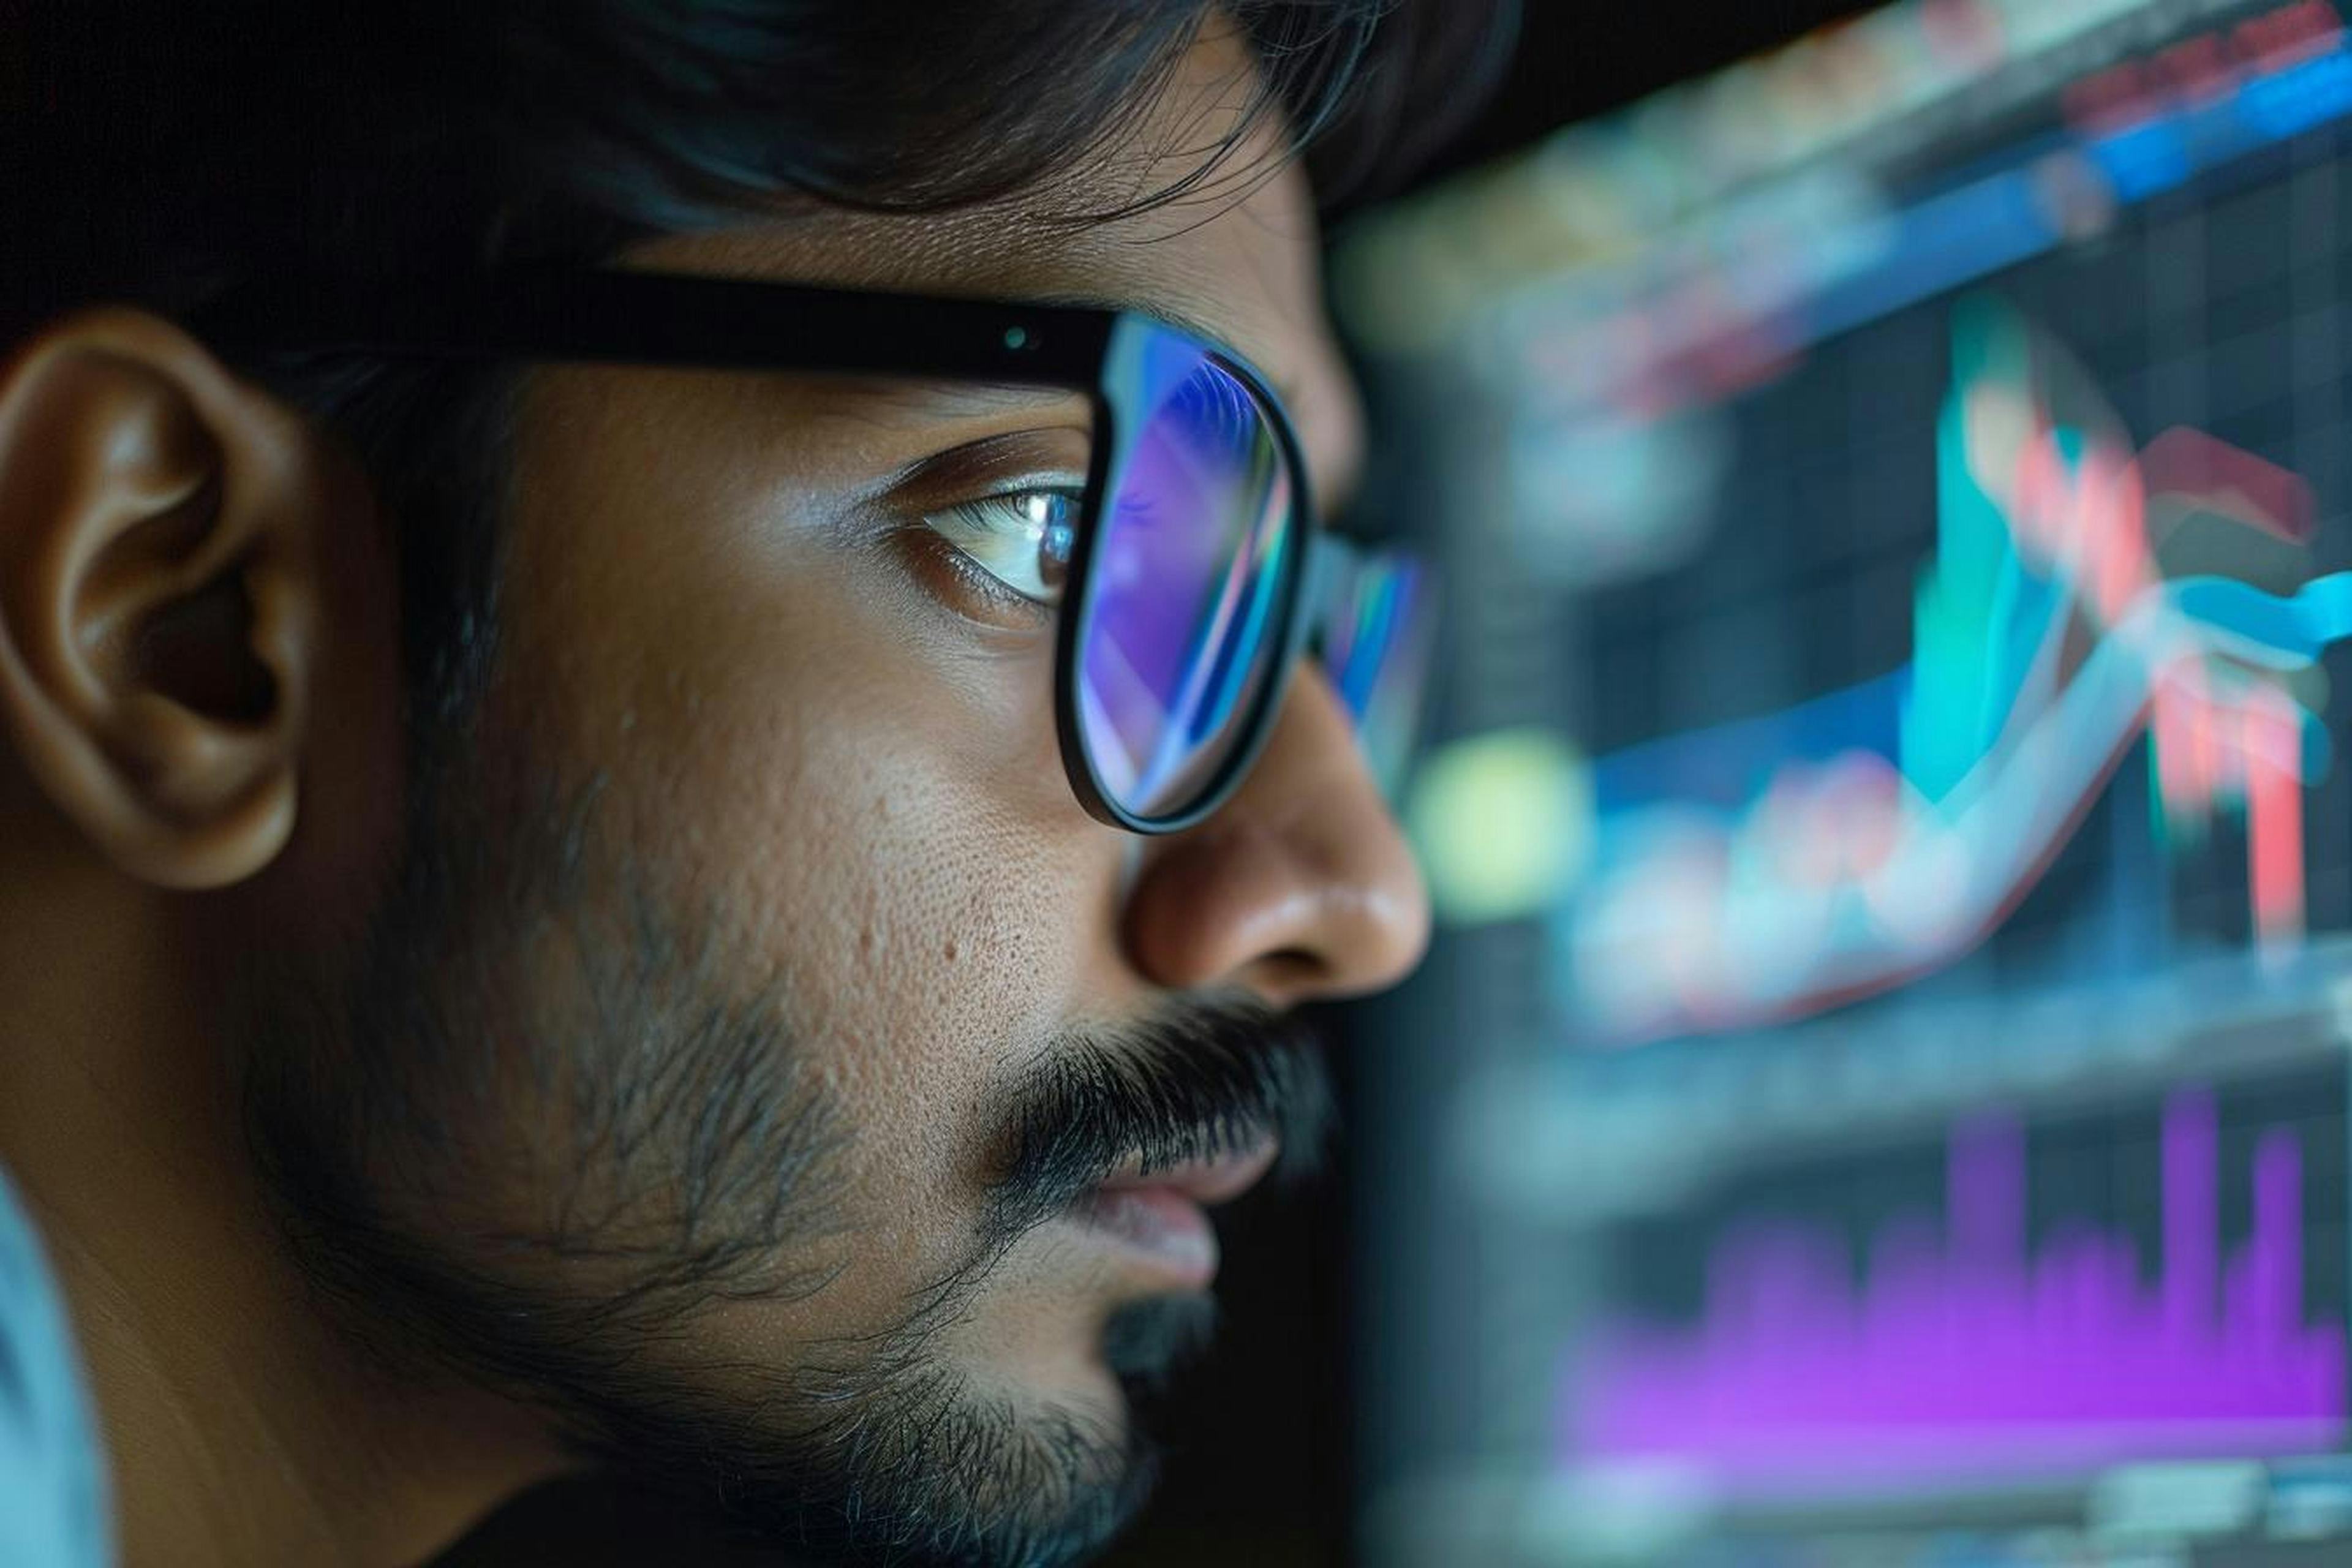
top-left (1569, 1090), bottom-right (2348, 1492)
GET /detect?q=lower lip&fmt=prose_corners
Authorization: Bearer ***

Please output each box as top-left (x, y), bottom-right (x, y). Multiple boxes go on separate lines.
top-left (1077, 1186), bottom-right (1219, 1287)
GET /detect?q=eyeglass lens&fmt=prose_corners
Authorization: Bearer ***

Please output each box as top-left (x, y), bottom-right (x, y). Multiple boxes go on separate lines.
top-left (1077, 328), bottom-right (1301, 822)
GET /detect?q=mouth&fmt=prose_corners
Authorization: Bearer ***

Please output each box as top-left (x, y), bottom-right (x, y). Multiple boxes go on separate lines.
top-left (1073, 1139), bottom-right (1281, 1289)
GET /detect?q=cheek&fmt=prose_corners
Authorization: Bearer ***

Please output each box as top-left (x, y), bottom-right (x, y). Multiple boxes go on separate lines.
top-left (644, 587), bottom-right (1113, 1275)
top-left (505, 443), bottom-right (1120, 1227)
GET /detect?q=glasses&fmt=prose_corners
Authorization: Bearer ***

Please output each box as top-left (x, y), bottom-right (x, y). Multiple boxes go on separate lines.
top-left (195, 268), bottom-right (1434, 833)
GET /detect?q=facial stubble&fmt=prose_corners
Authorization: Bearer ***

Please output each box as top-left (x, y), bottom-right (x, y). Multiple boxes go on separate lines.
top-left (238, 725), bottom-right (1329, 1566)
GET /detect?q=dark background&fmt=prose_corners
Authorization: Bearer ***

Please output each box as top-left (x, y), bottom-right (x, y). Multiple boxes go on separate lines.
top-left (433, 4), bottom-right (1879, 1564)
top-left (1412, 0), bottom-right (1877, 187)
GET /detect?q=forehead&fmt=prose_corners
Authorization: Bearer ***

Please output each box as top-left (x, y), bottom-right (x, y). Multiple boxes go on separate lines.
top-left (622, 35), bottom-right (1364, 507)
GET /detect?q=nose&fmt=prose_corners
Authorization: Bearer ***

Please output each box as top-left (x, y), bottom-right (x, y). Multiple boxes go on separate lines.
top-left (1121, 666), bottom-right (1431, 1007)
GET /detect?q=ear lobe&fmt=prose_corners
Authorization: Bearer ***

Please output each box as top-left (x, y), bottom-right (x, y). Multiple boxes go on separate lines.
top-left (0, 308), bottom-right (323, 889)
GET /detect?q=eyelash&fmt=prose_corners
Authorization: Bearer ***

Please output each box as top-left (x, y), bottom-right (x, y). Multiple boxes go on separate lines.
top-left (923, 524), bottom-right (1054, 621)
top-left (920, 486), bottom-right (1083, 615)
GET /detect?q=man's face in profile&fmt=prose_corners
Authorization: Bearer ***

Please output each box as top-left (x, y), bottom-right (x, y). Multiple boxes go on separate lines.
top-left (188, 29), bottom-right (1429, 1567)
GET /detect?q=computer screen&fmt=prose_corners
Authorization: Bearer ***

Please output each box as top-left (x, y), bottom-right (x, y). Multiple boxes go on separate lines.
top-left (1336, 1), bottom-right (2352, 1561)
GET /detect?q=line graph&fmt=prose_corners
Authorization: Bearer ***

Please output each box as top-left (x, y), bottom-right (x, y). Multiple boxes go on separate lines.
top-left (1562, 297), bottom-right (2350, 1045)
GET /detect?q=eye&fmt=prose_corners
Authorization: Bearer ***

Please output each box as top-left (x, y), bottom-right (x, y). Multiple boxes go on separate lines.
top-left (923, 487), bottom-right (1082, 606)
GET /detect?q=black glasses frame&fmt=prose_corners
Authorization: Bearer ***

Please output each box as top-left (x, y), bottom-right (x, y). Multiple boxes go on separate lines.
top-left (194, 266), bottom-right (1330, 834)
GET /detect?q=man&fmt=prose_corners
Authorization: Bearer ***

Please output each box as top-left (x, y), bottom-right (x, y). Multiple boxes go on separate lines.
top-left (0, 2), bottom-right (1505, 1564)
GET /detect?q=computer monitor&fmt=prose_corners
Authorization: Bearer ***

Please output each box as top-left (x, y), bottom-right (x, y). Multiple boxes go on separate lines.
top-left (1338, 1), bottom-right (2352, 1561)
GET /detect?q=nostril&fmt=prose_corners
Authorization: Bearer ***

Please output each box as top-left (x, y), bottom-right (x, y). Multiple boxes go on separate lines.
top-left (1245, 948), bottom-right (1333, 1003)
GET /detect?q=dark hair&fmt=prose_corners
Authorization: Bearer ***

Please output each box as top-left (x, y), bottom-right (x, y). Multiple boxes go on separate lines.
top-left (0, 0), bottom-right (1513, 731)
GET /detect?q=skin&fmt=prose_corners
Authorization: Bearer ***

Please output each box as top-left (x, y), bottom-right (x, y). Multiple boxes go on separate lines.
top-left (0, 24), bottom-right (1427, 1568)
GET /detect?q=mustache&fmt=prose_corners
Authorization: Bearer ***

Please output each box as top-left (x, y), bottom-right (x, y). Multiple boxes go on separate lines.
top-left (985, 995), bottom-right (1336, 1243)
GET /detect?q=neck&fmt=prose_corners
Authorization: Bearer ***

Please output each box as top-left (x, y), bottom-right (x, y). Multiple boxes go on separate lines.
top-left (0, 862), bottom-right (562, 1568)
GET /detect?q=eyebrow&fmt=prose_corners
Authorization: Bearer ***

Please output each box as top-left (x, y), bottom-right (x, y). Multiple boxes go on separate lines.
top-left (1025, 288), bottom-right (1374, 522)
top-left (839, 287), bottom-right (1365, 519)
top-left (1025, 290), bottom-right (1306, 410)
top-left (845, 379), bottom-right (1088, 421)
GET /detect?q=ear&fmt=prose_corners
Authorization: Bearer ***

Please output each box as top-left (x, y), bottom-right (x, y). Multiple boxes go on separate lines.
top-left (0, 308), bottom-right (326, 889)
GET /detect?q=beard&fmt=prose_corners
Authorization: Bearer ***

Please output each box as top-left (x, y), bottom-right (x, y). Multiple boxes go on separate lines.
top-left (234, 720), bottom-right (1333, 1567)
